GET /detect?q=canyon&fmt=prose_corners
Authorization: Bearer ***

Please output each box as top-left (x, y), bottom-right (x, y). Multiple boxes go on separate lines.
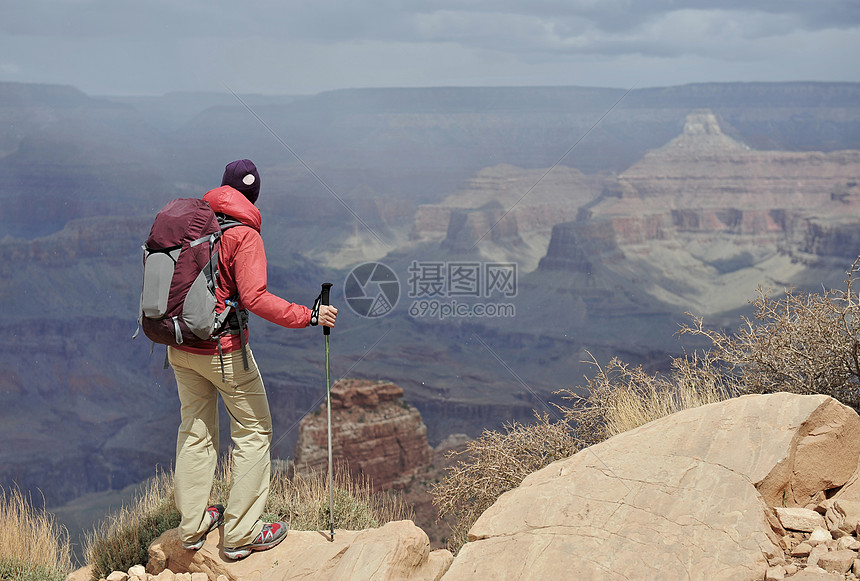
top-left (0, 83), bottom-right (859, 552)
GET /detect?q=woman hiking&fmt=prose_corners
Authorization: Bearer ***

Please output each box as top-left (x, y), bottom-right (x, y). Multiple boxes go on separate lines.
top-left (169, 159), bottom-right (337, 560)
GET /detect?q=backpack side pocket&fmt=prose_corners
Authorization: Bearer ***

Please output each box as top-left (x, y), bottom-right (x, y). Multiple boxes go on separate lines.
top-left (141, 248), bottom-right (180, 318)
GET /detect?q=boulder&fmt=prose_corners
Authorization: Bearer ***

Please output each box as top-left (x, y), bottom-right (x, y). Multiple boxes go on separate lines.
top-left (808, 528), bottom-right (834, 546)
top-left (792, 542), bottom-right (813, 558)
top-left (787, 568), bottom-right (845, 581)
top-left (807, 544), bottom-right (830, 568)
top-left (774, 507), bottom-right (826, 532)
top-left (442, 393), bottom-right (860, 581)
top-left (837, 535), bottom-right (860, 551)
top-left (147, 520), bottom-right (452, 581)
top-left (765, 566), bottom-right (785, 580)
top-left (817, 549), bottom-right (856, 573)
top-left (825, 499), bottom-right (860, 534)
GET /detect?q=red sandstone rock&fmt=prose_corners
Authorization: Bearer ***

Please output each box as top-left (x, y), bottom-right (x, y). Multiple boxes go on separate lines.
top-left (330, 378), bottom-right (404, 409)
top-left (294, 379), bottom-right (433, 491)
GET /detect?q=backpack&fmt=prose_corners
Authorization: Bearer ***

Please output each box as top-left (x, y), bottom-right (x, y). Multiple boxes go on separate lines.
top-left (134, 198), bottom-right (248, 372)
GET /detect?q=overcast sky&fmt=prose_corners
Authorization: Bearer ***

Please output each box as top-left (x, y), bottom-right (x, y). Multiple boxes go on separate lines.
top-left (1, 1), bottom-right (858, 96)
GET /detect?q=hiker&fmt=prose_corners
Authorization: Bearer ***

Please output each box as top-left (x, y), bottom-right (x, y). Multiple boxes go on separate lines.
top-left (169, 159), bottom-right (337, 560)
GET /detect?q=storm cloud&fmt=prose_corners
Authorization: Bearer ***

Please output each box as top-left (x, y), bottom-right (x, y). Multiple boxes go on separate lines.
top-left (1, 0), bottom-right (857, 95)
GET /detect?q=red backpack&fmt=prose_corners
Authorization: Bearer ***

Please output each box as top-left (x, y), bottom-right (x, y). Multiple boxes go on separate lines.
top-left (134, 198), bottom-right (247, 363)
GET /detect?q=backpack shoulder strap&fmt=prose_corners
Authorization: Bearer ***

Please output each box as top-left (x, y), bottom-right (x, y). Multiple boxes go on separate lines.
top-left (211, 217), bottom-right (251, 373)
top-left (216, 213), bottom-right (247, 232)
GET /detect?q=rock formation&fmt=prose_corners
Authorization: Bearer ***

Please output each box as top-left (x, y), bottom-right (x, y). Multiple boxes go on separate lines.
top-left (533, 110), bottom-right (860, 318)
top-left (440, 201), bottom-right (524, 251)
top-left (602, 110), bottom-right (857, 213)
top-left (441, 393), bottom-right (860, 580)
top-left (410, 164), bottom-right (604, 268)
top-left (292, 379), bottom-right (433, 491)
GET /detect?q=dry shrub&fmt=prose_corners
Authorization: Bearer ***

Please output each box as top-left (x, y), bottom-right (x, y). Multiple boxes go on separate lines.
top-left (212, 454), bottom-right (411, 533)
top-left (271, 465), bottom-right (412, 532)
top-left (678, 258), bottom-right (860, 410)
top-left (84, 470), bottom-right (179, 579)
top-left (430, 348), bottom-right (734, 554)
top-left (558, 257), bottom-right (860, 445)
top-left (557, 352), bottom-right (737, 448)
top-left (431, 413), bottom-right (577, 554)
top-left (0, 487), bottom-right (73, 581)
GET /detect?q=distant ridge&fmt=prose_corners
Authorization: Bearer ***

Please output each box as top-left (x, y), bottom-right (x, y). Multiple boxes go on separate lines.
top-left (0, 81), bottom-right (92, 106)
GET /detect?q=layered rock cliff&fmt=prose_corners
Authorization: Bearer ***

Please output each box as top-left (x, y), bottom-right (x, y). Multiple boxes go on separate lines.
top-left (411, 164), bottom-right (604, 267)
top-left (534, 110), bottom-right (860, 317)
top-left (293, 379), bottom-right (434, 491)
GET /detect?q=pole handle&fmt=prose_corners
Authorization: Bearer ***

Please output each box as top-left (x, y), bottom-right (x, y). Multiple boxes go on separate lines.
top-left (321, 282), bottom-right (332, 335)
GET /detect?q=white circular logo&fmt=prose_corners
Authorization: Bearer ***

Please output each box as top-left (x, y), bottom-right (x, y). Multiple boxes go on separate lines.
top-left (243, 174), bottom-right (256, 185)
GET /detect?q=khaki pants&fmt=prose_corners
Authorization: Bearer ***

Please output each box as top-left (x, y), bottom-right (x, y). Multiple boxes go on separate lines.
top-left (168, 346), bottom-right (271, 548)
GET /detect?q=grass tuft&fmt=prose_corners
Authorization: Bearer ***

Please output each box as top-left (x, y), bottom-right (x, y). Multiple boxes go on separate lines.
top-left (84, 470), bottom-right (179, 580)
top-left (431, 412), bottom-right (577, 554)
top-left (0, 486), bottom-right (72, 581)
top-left (212, 454), bottom-right (412, 532)
top-left (557, 352), bottom-right (737, 448)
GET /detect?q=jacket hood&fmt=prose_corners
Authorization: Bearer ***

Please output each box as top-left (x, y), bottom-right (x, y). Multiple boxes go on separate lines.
top-left (203, 186), bottom-right (262, 232)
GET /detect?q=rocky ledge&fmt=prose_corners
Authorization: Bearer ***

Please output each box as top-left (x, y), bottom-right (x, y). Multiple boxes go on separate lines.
top-left (68, 521), bottom-right (452, 581)
top-left (444, 393), bottom-right (860, 580)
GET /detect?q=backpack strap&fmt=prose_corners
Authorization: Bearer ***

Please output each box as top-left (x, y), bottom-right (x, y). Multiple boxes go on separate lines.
top-left (216, 213), bottom-right (251, 373)
top-left (211, 297), bottom-right (250, 382)
top-left (216, 213), bottom-right (246, 232)
top-left (208, 214), bottom-right (251, 380)
top-left (236, 306), bottom-right (250, 370)
top-left (222, 298), bottom-right (250, 371)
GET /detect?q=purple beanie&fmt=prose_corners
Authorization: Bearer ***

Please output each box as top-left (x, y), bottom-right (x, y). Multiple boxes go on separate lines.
top-left (221, 159), bottom-right (260, 204)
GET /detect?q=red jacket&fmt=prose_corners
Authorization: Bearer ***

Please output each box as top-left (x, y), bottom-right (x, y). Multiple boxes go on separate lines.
top-left (174, 186), bottom-right (312, 355)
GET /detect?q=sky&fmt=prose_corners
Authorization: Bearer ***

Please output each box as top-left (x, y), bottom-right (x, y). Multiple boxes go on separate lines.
top-left (1, 0), bottom-right (859, 97)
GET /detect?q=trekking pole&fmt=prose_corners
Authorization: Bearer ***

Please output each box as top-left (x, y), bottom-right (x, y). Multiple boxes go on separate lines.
top-left (320, 282), bottom-right (335, 541)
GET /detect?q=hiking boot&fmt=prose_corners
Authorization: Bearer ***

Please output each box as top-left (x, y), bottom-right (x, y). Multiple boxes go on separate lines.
top-left (181, 504), bottom-right (225, 550)
top-left (223, 522), bottom-right (289, 560)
